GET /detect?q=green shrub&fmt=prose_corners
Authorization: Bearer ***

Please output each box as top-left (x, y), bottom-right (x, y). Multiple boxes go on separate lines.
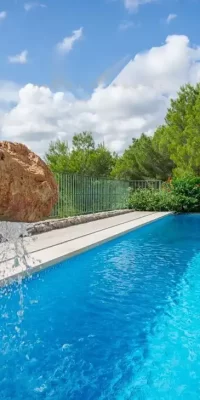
top-left (163, 177), bottom-right (200, 212)
top-left (129, 177), bottom-right (200, 212)
top-left (129, 189), bottom-right (174, 211)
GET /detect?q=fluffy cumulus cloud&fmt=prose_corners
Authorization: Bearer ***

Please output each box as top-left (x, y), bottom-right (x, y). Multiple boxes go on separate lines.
top-left (57, 28), bottom-right (83, 54)
top-left (1, 35), bottom-right (200, 156)
top-left (8, 50), bottom-right (28, 64)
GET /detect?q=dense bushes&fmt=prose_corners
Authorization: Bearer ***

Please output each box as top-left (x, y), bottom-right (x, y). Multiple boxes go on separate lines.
top-left (129, 177), bottom-right (200, 212)
top-left (128, 189), bottom-right (175, 211)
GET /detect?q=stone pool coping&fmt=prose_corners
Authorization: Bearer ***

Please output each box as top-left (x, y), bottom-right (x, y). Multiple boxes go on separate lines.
top-left (0, 211), bottom-right (171, 285)
top-left (26, 209), bottom-right (133, 236)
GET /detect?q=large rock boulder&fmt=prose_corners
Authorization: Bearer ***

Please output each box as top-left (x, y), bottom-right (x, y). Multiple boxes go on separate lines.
top-left (0, 141), bottom-right (58, 222)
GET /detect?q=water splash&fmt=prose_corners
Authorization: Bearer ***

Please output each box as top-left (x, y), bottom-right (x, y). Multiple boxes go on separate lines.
top-left (0, 221), bottom-right (39, 337)
top-left (0, 221), bottom-right (39, 281)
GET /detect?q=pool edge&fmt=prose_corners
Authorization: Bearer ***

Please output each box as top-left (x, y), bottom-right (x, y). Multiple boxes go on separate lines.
top-left (0, 212), bottom-right (172, 286)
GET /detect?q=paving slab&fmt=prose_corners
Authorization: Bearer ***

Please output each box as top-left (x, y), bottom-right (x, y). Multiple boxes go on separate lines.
top-left (0, 211), bottom-right (171, 285)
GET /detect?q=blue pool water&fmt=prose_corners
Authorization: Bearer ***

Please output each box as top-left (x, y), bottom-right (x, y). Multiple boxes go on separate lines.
top-left (1, 214), bottom-right (200, 399)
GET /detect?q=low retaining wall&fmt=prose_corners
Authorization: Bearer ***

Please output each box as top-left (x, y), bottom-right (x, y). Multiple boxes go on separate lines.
top-left (27, 209), bottom-right (132, 236)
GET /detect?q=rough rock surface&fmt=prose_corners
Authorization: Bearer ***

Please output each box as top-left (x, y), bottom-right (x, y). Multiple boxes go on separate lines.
top-left (0, 141), bottom-right (58, 223)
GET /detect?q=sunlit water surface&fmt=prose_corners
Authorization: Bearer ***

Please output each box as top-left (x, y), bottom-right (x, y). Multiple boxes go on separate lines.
top-left (1, 214), bottom-right (200, 399)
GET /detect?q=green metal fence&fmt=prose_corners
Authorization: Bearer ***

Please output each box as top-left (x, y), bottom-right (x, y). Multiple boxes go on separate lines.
top-left (51, 173), bottom-right (161, 218)
top-left (129, 180), bottom-right (162, 190)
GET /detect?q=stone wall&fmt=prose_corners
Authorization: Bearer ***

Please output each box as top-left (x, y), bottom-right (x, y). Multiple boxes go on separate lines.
top-left (27, 209), bottom-right (132, 236)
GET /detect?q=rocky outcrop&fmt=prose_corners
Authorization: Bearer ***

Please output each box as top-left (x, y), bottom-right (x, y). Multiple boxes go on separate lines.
top-left (0, 142), bottom-right (58, 223)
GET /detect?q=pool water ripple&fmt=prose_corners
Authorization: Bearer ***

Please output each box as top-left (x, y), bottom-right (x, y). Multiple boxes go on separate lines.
top-left (1, 214), bottom-right (200, 399)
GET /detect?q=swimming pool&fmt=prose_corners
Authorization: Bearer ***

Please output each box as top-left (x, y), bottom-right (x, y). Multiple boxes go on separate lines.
top-left (1, 214), bottom-right (200, 399)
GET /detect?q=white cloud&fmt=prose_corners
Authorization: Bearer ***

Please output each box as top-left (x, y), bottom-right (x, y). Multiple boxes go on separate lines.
top-left (1, 35), bottom-right (200, 155)
top-left (123, 0), bottom-right (156, 12)
top-left (97, 55), bottom-right (130, 86)
top-left (119, 20), bottom-right (135, 30)
top-left (166, 13), bottom-right (177, 24)
top-left (8, 50), bottom-right (28, 64)
top-left (0, 81), bottom-right (20, 139)
top-left (0, 81), bottom-right (20, 104)
top-left (0, 11), bottom-right (7, 21)
top-left (24, 2), bottom-right (46, 11)
top-left (57, 27), bottom-right (83, 54)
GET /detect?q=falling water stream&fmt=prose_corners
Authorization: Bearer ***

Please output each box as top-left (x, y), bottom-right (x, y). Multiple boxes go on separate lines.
top-left (0, 222), bottom-right (37, 342)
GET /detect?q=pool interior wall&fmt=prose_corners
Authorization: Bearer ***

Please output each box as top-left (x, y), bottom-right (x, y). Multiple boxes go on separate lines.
top-left (1, 214), bottom-right (200, 399)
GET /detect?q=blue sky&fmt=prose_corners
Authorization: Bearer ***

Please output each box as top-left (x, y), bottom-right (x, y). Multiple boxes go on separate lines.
top-left (0, 0), bottom-right (200, 156)
top-left (0, 0), bottom-right (198, 93)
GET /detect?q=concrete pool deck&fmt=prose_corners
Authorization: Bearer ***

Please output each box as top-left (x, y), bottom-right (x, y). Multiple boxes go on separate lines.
top-left (0, 211), bottom-right (171, 285)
